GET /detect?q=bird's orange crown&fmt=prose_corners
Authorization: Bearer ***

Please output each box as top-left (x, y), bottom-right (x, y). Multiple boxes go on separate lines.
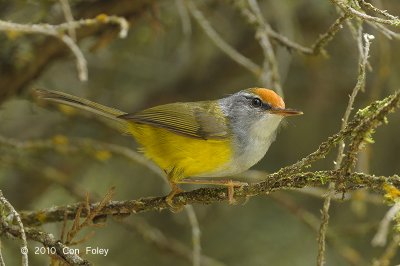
top-left (249, 88), bottom-right (285, 109)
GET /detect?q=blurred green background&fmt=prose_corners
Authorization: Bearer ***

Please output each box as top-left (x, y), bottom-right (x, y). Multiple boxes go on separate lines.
top-left (0, 0), bottom-right (399, 265)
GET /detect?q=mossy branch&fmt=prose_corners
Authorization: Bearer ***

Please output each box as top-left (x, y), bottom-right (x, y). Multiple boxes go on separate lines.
top-left (18, 171), bottom-right (400, 226)
top-left (2, 223), bottom-right (90, 265)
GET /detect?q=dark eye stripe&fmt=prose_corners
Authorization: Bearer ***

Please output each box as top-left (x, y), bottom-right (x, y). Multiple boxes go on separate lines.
top-left (261, 102), bottom-right (272, 110)
top-left (245, 95), bottom-right (273, 110)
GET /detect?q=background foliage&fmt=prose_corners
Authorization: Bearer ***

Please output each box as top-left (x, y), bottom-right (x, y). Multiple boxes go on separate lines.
top-left (0, 0), bottom-right (399, 265)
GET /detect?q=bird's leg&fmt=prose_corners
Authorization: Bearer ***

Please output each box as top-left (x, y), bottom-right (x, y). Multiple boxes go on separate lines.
top-left (177, 179), bottom-right (248, 204)
top-left (166, 180), bottom-right (184, 211)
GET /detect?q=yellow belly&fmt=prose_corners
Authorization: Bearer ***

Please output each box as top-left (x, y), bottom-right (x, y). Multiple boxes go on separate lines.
top-left (128, 123), bottom-right (232, 181)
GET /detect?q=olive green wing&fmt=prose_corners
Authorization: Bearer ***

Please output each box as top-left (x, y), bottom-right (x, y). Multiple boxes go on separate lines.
top-left (118, 102), bottom-right (229, 140)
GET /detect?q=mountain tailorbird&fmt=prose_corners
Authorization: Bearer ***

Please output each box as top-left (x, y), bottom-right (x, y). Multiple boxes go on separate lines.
top-left (34, 88), bottom-right (302, 206)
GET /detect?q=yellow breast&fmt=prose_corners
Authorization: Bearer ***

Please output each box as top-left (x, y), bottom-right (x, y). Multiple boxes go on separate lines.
top-left (128, 123), bottom-right (232, 181)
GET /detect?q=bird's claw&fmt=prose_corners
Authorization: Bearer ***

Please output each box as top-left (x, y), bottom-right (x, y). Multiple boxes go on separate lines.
top-left (226, 180), bottom-right (248, 204)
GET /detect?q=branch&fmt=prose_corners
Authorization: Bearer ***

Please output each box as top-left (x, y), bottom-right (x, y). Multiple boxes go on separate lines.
top-left (185, 0), bottom-right (261, 76)
top-left (19, 171), bottom-right (400, 226)
top-left (0, 191), bottom-right (28, 265)
top-left (372, 202), bottom-right (400, 247)
top-left (275, 90), bottom-right (400, 177)
top-left (118, 218), bottom-right (224, 266)
top-left (185, 205), bottom-right (201, 266)
top-left (247, 0), bottom-right (282, 95)
top-left (227, 0), bottom-right (348, 56)
top-left (0, 15), bottom-right (128, 82)
top-left (270, 193), bottom-right (365, 265)
top-left (317, 31), bottom-right (374, 266)
top-left (2, 223), bottom-right (90, 265)
top-left (331, 0), bottom-right (400, 27)
top-left (0, 0), bottom-right (152, 103)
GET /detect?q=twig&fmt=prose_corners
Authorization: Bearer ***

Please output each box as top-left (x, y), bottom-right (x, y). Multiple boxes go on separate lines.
top-left (59, 0), bottom-right (76, 41)
top-left (295, 187), bottom-right (382, 205)
top-left (247, 0), bottom-right (282, 95)
top-left (371, 202), bottom-right (400, 247)
top-left (185, 205), bottom-right (201, 266)
top-left (276, 89), bottom-right (399, 178)
top-left (0, 135), bottom-right (164, 179)
top-left (366, 21), bottom-right (400, 40)
top-left (357, 0), bottom-right (398, 20)
top-left (310, 14), bottom-right (349, 56)
top-left (0, 15), bottom-right (128, 81)
top-left (0, 190), bottom-right (28, 266)
top-left (0, 20), bottom-right (87, 81)
top-left (340, 39), bottom-right (384, 175)
top-left (176, 0), bottom-right (192, 36)
top-left (185, 0), bottom-right (262, 76)
top-left (60, 34), bottom-right (88, 81)
top-left (2, 223), bottom-right (90, 265)
top-left (372, 234), bottom-right (400, 266)
top-left (270, 193), bottom-right (365, 265)
top-left (226, 0), bottom-right (348, 56)
top-left (316, 32), bottom-right (374, 266)
top-left (0, 239), bottom-right (5, 266)
top-left (66, 188), bottom-right (115, 245)
top-left (118, 218), bottom-right (224, 266)
top-left (330, 0), bottom-right (400, 27)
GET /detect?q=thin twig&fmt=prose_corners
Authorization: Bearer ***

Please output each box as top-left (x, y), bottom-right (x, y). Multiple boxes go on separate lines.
top-left (227, 0), bottom-right (348, 56)
top-left (373, 234), bottom-right (400, 266)
top-left (60, 34), bottom-right (88, 81)
top-left (176, 0), bottom-right (192, 36)
top-left (276, 87), bottom-right (399, 179)
top-left (316, 32), bottom-right (374, 266)
top-left (0, 15), bottom-right (128, 81)
top-left (59, 0), bottom-right (76, 40)
top-left (185, 205), bottom-right (201, 266)
top-left (185, 0), bottom-right (262, 76)
top-left (0, 20), bottom-right (87, 81)
top-left (0, 135), bottom-right (164, 178)
top-left (66, 188), bottom-right (115, 245)
top-left (0, 239), bottom-right (5, 266)
top-left (310, 14), bottom-right (349, 56)
top-left (247, 0), bottom-right (282, 95)
top-left (339, 34), bottom-right (380, 175)
top-left (357, 0), bottom-right (398, 20)
top-left (371, 202), bottom-right (400, 247)
top-left (331, 0), bottom-right (400, 27)
top-left (270, 193), bottom-right (365, 265)
top-left (367, 21), bottom-right (400, 40)
top-left (0, 190), bottom-right (28, 266)
top-left (118, 218), bottom-right (224, 266)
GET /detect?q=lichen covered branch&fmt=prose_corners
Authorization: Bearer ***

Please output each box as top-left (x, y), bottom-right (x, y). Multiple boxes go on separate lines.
top-left (18, 171), bottom-right (400, 227)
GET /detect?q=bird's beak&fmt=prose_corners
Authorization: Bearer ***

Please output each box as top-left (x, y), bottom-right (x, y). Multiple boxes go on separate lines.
top-left (270, 108), bottom-right (303, 116)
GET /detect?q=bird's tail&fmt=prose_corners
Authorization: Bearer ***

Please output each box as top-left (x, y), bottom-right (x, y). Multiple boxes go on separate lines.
top-left (34, 88), bottom-right (131, 133)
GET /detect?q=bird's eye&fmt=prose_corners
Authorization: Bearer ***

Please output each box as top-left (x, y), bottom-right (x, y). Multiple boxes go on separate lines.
top-left (251, 98), bottom-right (262, 107)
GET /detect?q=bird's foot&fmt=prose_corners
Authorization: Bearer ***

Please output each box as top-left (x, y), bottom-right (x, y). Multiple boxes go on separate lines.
top-left (225, 180), bottom-right (248, 204)
top-left (166, 184), bottom-right (184, 212)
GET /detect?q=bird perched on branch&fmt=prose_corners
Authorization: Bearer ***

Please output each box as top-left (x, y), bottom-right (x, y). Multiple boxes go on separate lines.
top-left (34, 88), bottom-right (302, 208)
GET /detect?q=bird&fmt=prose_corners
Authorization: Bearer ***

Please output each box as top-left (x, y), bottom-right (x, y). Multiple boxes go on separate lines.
top-left (34, 87), bottom-right (302, 207)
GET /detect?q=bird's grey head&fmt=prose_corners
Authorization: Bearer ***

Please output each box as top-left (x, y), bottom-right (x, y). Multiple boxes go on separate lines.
top-left (219, 87), bottom-right (302, 142)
